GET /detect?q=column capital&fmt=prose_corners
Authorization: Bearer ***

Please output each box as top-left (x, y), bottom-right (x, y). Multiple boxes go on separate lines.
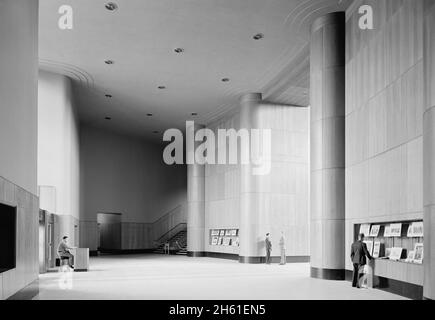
top-left (311, 11), bottom-right (345, 34)
top-left (240, 93), bottom-right (262, 104)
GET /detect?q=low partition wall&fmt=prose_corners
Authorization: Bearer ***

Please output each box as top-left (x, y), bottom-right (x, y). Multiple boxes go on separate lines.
top-left (345, 259), bottom-right (423, 300)
top-left (0, 176), bottom-right (39, 300)
top-left (372, 259), bottom-right (423, 300)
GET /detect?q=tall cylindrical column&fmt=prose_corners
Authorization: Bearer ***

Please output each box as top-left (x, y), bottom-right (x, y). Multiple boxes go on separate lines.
top-left (309, 12), bottom-right (346, 279)
top-left (423, 0), bottom-right (435, 300)
top-left (186, 123), bottom-right (206, 257)
top-left (239, 93), bottom-right (263, 263)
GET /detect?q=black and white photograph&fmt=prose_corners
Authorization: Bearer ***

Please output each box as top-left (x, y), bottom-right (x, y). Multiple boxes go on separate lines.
top-left (1, 0), bottom-right (435, 315)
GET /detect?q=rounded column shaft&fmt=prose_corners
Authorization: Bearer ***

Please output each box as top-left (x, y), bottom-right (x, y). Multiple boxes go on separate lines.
top-left (310, 12), bottom-right (346, 279)
top-left (187, 123), bottom-right (206, 256)
top-left (239, 93), bottom-right (263, 263)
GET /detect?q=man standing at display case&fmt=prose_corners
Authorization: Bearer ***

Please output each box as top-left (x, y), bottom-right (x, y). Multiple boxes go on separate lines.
top-left (350, 233), bottom-right (373, 288)
top-left (265, 233), bottom-right (272, 264)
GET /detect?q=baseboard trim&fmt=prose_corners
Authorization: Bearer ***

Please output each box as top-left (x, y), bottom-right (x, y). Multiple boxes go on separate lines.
top-left (239, 256), bottom-right (264, 264)
top-left (311, 267), bottom-right (346, 280)
top-left (373, 276), bottom-right (423, 300)
top-left (188, 253), bottom-right (309, 264)
top-left (345, 269), bottom-right (353, 281)
top-left (205, 252), bottom-right (239, 260)
top-left (6, 279), bottom-right (39, 300)
top-left (187, 251), bottom-right (206, 257)
top-left (98, 249), bottom-right (155, 255)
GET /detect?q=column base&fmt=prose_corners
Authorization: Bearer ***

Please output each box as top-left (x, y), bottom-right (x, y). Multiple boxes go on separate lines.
top-left (239, 256), bottom-right (310, 264)
top-left (239, 256), bottom-right (264, 264)
top-left (187, 251), bottom-right (206, 257)
top-left (310, 267), bottom-right (345, 280)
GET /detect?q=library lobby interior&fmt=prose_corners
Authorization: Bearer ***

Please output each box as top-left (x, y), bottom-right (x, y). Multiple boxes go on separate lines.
top-left (1, 0), bottom-right (435, 301)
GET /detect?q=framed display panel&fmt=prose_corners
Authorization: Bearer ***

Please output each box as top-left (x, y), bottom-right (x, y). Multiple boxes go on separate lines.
top-left (211, 237), bottom-right (219, 245)
top-left (407, 225), bottom-right (413, 237)
top-left (364, 240), bottom-right (373, 255)
top-left (211, 230), bottom-right (220, 236)
top-left (359, 224), bottom-right (371, 237)
top-left (413, 243), bottom-right (423, 264)
top-left (369, 225), bottom-right (380, 237)
top-left (383, 225), bottom-right (392, 237)
top-left (389, 223), bottom-right (402, 237)
top-left (231, 237), bottom-right (239, 247)
top-left (372, 241), bottom-right (382, 258)
top-left (405, 250), bottom-right (415, 263)
top-left (408, 222), bottom-right (423, 237)
top-left (389, 247), bottom-right (403, 261)
top-left (385, 247), bottom-right (391, 258)
top-left (223, 237), bottom-right (231, 246)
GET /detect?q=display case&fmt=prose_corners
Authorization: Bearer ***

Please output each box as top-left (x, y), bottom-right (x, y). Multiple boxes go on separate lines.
top-left (355, 220), bottom-right (423, 264)
top-left (209, 229), bottom-right (239, 247)
top-left (354, 220), bottom-right (424, 298)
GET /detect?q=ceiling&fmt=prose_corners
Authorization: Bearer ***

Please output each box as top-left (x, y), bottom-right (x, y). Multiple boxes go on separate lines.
top-left (39, 0), bottom-right (352, 141)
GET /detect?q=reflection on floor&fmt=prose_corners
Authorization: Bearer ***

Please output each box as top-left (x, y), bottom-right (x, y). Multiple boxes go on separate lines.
top-left (34, 254), bottom-right (407, 300)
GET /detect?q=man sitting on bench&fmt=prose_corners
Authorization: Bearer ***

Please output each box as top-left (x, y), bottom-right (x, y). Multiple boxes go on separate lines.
top-left (57, 236), bottom-right (76, 269)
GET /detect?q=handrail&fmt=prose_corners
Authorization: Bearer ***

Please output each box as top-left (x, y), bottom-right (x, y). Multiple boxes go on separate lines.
top-left (154, 222), bottom-right (186, 244)
top-left (151, 204), bottom-right (183, 227)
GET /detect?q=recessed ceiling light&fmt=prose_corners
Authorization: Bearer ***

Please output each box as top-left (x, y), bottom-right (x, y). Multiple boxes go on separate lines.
top-left (105, 2), bottom-right (118, 11)
top-left (253, 33), bottom-right (264, 40)
top-left (104, 60), bottom-right (114, 65)
top-left (105, 94), bottom-right (112, 98)
top-left (221, 78), bottom-right (230, 82)
top-left (174, 48), bottom-right (184, 53)
top-left (105, 116), bottom-right (112, 120)
top-left (147, 113), bottom-right (153, 116)
top-left (191, 112), bottom-right (198, 116)
top-left (157, 86), bottom-right (166, 89)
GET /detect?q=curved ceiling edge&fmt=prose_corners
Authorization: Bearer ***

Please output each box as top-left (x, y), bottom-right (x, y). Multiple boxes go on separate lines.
top-left (39, 59), bottom-right (95, 89)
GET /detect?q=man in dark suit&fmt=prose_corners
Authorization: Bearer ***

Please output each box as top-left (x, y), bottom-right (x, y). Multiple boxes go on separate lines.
top-left (350, 233), bottom-right (373, 288)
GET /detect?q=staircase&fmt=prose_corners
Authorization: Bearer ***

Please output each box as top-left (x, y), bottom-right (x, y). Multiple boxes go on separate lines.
top-left (154, 227), bottom-right (187, 255)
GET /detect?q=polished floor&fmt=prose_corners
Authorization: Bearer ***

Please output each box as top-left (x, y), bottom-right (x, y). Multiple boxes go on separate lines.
top-left (33, 254), bottom-right (406, 300)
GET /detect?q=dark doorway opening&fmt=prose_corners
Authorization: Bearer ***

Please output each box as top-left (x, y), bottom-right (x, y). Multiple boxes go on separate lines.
top-left (97, 212), bottom-right (122, 253)
top-left (0, 203), bottom-right (17, 273)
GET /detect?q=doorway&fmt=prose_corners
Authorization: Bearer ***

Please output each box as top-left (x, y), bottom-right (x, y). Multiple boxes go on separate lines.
top-left (38, 210), bottom-right (47, 273)
top-left (97, 213), bottom-right (122, 253)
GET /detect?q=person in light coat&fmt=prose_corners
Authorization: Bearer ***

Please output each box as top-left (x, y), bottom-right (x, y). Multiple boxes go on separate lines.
top-left (279, 231), bottom-right (286, 265)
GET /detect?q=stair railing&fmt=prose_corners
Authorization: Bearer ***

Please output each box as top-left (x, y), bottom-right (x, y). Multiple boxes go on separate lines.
top-left (153, 222), bottom-right (187, 249)
top-left (151, 203), bottom-right (186, 238)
